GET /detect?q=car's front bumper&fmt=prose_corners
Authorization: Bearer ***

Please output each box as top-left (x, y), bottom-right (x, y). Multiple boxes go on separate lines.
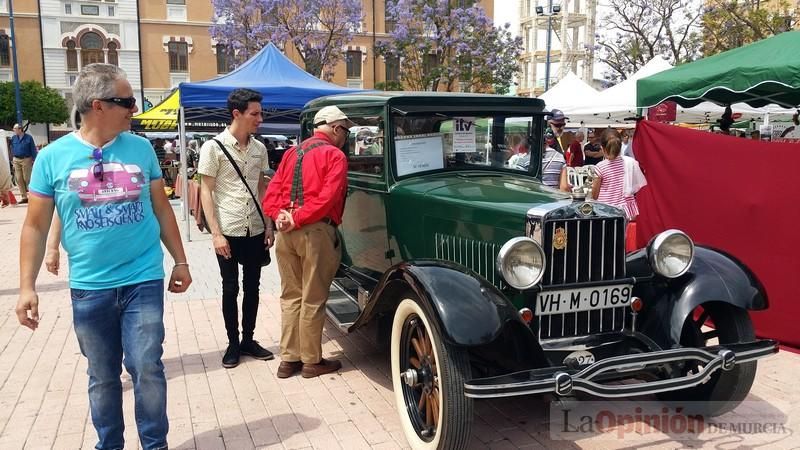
top-left (464, 340), bottom-right (778, 399)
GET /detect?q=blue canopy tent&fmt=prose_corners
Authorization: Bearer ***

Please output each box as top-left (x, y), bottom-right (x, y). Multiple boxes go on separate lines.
top-left (178, 42), bottom-right (362, 123)
top-left (176, 42), bottom-right (363, 238)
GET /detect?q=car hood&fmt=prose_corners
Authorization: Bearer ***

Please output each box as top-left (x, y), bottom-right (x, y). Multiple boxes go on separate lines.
top-left (393, 172), bottom-right (570, 216)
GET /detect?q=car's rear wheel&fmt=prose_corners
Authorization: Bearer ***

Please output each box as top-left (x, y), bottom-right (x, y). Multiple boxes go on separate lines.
top-left (391, 297), bottom-right (473, 449)
top-left (657, 302), bottom-right (757, 416)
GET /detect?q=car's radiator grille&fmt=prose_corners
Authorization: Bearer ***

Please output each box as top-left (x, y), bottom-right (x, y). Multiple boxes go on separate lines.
top-left (537, 307), bottom-right (631, 340)
top-left (434, 233), bottom-right (504, 289)
top-left (542, 217), bottom-right (626, 285)
top-left (537, 217), bottom-right (628, 340)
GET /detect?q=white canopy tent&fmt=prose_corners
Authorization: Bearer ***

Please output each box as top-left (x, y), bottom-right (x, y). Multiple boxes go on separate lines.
top-left (537, 72), bottom-right (601, 113)
top-left (565, 58), bottom-right (672, 123)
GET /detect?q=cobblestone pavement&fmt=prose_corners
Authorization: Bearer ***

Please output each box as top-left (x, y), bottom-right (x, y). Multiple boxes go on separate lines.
top-left (0, 200), bottom-right (798, 449)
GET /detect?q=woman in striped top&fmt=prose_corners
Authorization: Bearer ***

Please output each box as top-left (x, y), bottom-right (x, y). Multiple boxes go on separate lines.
top-left (591, 129), bottom-right (639, 220)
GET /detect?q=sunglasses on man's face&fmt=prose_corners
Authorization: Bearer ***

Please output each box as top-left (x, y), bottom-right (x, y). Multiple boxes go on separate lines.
top-left (100, 96), bottom-right (137, 109)
top-left (91, 148), bottom-right (104, 181)
top-left (335, 125), bottom-right (351, 138)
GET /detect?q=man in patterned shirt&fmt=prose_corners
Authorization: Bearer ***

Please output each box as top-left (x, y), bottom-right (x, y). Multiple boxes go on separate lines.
top-left (198, 89), bottom-right (275, 368)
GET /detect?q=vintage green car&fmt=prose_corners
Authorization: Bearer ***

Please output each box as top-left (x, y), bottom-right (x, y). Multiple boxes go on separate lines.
top-left (299, 92), bottom-right (778, 450)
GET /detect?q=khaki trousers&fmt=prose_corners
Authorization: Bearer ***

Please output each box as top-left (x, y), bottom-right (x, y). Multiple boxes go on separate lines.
top-left (12, 156), bottom-right (33, 199)
top-left (276, 222), bottom-right (341, 364)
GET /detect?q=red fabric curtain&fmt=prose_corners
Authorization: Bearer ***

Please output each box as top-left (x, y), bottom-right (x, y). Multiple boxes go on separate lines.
top-left (634, 121), bottom-right (800, 348)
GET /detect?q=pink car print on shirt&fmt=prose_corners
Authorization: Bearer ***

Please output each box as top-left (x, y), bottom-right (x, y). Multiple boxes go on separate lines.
top-left (68, 163), bottom-right (145, 205)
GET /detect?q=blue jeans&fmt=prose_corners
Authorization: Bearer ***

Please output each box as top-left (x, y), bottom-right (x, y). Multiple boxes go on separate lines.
top-left (71, 279), bottom-right (168, 450)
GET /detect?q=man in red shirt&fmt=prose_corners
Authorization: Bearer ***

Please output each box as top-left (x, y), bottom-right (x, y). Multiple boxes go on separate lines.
top-left (262, 105), bottom-right (351, 378)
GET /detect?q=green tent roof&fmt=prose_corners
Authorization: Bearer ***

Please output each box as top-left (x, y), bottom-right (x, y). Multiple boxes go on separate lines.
top-left (637, 31), bottom-right (800, 109)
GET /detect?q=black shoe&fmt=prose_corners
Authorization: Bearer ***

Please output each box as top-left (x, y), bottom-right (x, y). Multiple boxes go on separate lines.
top-left (222, 344), bottom-right (240, 368)
top-left (19, 198), bottom-right (28, 204)
top-left (240, 340), bottom-right (275, 361)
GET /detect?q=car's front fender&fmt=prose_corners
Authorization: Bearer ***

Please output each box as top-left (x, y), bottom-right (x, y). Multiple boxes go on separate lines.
top-left (350, 259), bottom-right (529, 347)
top-left (628, 246), bottom-right (767, 348)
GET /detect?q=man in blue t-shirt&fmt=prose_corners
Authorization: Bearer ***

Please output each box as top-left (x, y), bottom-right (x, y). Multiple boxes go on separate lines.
top-left (10, 123), bottom-right (37, 203)
top-left (15, 63), bottom-right (192, 450)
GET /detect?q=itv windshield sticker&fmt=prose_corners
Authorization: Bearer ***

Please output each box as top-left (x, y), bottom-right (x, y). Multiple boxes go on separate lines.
top-left (452, 117), bottom-right (477, 153)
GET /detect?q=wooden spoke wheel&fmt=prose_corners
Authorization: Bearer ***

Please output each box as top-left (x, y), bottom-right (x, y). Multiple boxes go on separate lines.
top-left (391, 297), bottom-right (472, 449)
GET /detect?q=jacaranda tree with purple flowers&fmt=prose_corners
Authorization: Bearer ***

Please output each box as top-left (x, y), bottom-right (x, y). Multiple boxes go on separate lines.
top-left (210, 0), bottom-right (363, 80)
top-left (376, 0), bottom-right (522, 93)
top-left (210, 0), bottom-right (271, 67)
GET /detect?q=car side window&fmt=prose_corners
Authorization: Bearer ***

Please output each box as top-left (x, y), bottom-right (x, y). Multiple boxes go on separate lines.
top-left (342, 108), bottom-right (385, 176)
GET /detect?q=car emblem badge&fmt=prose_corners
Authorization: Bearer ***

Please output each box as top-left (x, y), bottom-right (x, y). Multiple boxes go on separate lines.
top-left (553, 227), bottom-right (567, 250)
top-left (579, 202), bottom-right (593, 216)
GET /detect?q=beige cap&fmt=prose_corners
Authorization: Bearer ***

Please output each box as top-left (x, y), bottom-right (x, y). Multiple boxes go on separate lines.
top-left (313, 105), bottom-right (353, 126)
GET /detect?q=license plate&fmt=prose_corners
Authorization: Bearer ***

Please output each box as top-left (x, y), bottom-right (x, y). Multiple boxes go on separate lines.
top-left (536, 284), bottom-right (632, 315)
top-left (98, 187), bottom-right (123, 195)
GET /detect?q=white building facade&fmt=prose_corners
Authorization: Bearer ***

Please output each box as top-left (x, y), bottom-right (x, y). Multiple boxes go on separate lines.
top-left (39, 0), bottom-right (142, 117)
top-left (517, 0), bottom-right (597, 97)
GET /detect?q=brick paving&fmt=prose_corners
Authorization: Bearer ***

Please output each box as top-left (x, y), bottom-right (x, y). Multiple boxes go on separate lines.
top-left (1, 199), bottom-right (799, 449)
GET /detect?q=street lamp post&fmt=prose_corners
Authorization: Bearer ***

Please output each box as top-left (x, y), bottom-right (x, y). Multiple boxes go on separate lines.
top-left (8, 0), bottom-right (24, 126)
top-left (536, 1), bottom-right (561, 92)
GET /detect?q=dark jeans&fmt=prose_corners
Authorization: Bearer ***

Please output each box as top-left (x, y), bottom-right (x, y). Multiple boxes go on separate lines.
top-left (216, 233), bottom-right (266, 345)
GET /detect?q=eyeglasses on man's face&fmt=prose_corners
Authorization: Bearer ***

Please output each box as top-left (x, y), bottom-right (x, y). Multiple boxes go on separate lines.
top-left (99, 96), bottom-right (137, 109)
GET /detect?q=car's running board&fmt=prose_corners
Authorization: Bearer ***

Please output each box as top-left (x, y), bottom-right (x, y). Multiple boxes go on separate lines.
top-left (326, 281), bottom-right (362, 331)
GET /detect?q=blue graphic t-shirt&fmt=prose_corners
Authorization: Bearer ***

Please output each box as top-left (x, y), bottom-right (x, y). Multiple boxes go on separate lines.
top-left (29, 132), bottom-right (165, 290)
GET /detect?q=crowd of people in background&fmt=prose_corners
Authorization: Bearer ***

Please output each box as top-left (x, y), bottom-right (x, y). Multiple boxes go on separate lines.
top-left (502, 108), bottom-right (645, 220)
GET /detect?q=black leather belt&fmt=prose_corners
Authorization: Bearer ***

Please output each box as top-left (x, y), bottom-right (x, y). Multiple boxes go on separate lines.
top-left (321, 217), bottom-right (337, 227)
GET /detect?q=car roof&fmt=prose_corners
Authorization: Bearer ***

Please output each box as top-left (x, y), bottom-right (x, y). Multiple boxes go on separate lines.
top-left (304, 91), bottom-right (547, 112)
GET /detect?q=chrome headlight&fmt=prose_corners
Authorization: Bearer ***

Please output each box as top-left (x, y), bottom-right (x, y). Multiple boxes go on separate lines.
top-left (648, 229), bottom-right (694, 278)
top-left (497, 237), bottom-right (546, 290)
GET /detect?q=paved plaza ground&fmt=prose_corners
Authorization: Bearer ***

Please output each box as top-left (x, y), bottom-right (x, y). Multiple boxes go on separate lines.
top-left (0, 199), bottom-right (799, 449)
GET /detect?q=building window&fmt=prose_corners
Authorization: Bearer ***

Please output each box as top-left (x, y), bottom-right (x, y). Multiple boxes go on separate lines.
top-left (385, 55), bottom-right (399, 82)
top-left (166, 0), bottom-right (187, 21)
top-left (0, 35), bottom-right (9, 67)
top-left (107, 42), bottom-right (118, 66)
top-left (66, 41), bottom-right (78, 71)
top-left (423, 53), bottom-right (438, 76)
top-left (107, 5), bottom-right (114, 16)
top-left (81, 4), bottom-right (100, 15)
top-left (385, 20), bottom-right (396, 34)
top-left (346, 50), bottom-right (362, 79)
top-left (168, 41), bottom-right (188, 72)
top-left (80, 32), bottom-right (104, 66)
top-left (216, 44), bottom-right (230, 74)
top-left (65, 3), bottom-right (72, 14)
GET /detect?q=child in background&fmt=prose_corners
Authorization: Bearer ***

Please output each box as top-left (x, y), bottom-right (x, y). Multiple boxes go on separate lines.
top-left (591, 129), bottom-right (645, 220)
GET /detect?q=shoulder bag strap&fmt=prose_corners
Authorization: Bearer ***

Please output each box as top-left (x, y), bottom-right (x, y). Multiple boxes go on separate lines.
top-left (543, 150), bottom-right (558, 171)
top-left (212, 138), bottom-right (266, 228)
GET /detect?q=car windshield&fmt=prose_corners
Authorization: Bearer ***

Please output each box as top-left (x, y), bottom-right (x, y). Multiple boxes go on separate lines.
top-left (390, 113), bottom-right (540, 178)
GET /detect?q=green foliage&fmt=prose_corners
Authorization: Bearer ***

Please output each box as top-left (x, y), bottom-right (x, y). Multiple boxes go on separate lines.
top-left (375, 80), bottom-right (404, 91)
top-left (703, 0), bottom-right (799, 56)
top-left (0, 80), bottom-right (69, 127)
